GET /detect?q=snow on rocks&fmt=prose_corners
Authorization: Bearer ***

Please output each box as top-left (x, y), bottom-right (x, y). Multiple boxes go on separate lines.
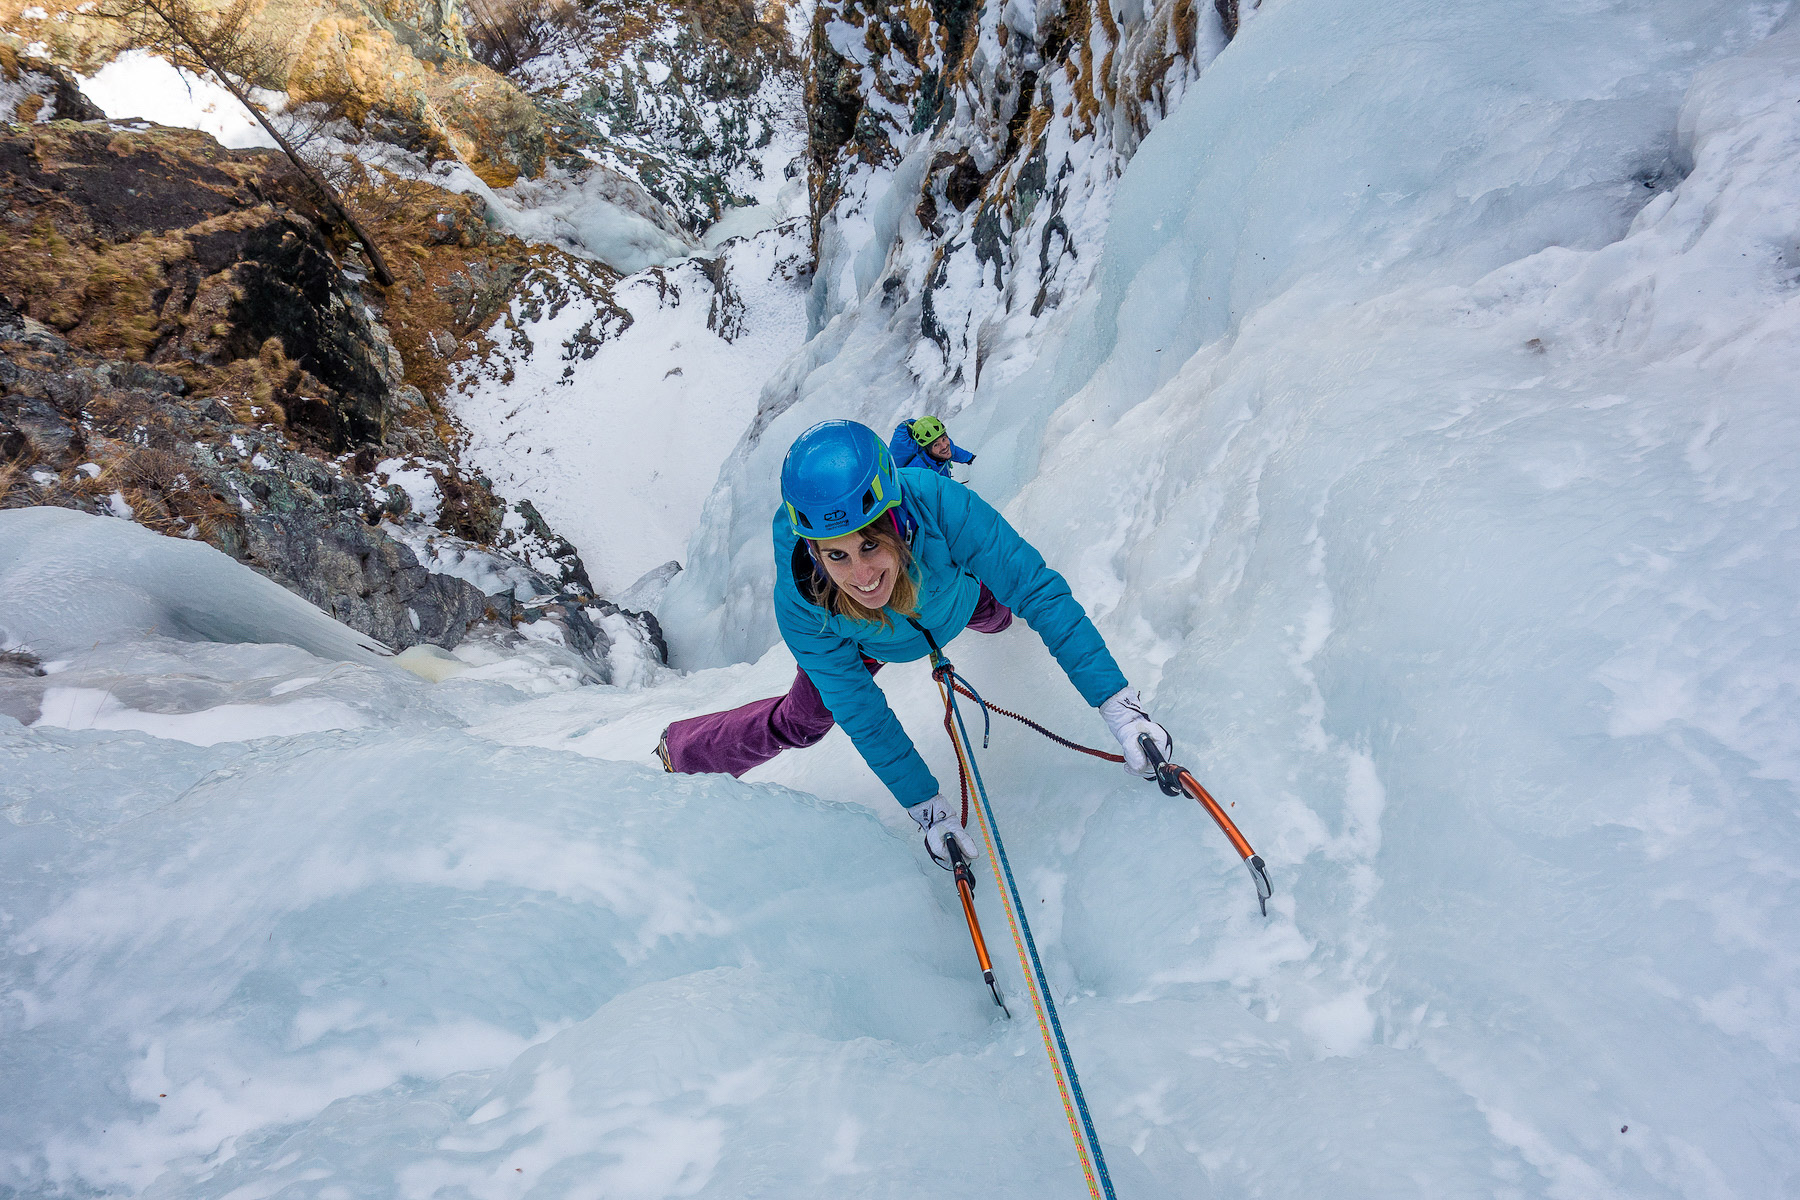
top-left (0, 47), bottom-right (98, 124)
top-left (371, 457), bottom-right (444, 523)
top-left (384, 521), bottom-right (548, 601)
top-left (513, 0), bottom-right (806, 233)
top-left (77, 50), bottom-right (281, 150)
top-left (451, 221), bottom-right (811, 593)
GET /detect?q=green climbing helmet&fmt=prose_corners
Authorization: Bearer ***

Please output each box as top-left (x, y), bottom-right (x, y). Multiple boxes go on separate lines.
top-left (909, 416), bottom-right (947, 447)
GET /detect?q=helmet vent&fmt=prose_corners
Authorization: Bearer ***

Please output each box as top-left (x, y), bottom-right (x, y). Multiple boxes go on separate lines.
top-left (861, 488), bottom-right (876, 514)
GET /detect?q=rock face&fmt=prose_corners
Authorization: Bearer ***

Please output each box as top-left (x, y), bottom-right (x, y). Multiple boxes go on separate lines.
top-left (0, 123), bottom-right (400, 453)
top-left (0, 0), bottom-right (792, 674)
top-left (0, 122), bottom-right (656, 663)
top-left (0, 297), bottom-right (509, 650)
top-left (1, 0), bottom-right (550, 185)
top-left (800, 0), bottom-right (1233, 390)
top-left (517, 0), bottom-right (802, 231)
top-left (0, 43), bottom-right (104, 123)
top-left (283, 3), bottom-right (551, 185)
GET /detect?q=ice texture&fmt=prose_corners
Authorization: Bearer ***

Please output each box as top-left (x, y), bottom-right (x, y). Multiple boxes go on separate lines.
top-left (7, 2), bottom-right (1800, 1198)
top-left (0, 507), bottom-right (387, 661)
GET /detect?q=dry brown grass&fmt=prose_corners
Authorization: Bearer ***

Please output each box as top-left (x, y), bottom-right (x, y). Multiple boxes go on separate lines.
top-left (0, 126), bottom-right (294, 377)
top-left (337, 168), bottom-right (533, 413)
top-left (62, 443), bottom-right (240, 537)
top-left (0, 451), bottom-right (38, 508)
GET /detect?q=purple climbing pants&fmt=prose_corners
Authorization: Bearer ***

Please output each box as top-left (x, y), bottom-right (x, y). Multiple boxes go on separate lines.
top-left (662, 585), bottom-right (1014, 778)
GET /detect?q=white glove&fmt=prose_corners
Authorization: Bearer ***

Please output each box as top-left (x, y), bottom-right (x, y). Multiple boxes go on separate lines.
top-left (909, 795), bottom-right (980, 867)
top-left (1100, 686), bottom-right (1173, 777)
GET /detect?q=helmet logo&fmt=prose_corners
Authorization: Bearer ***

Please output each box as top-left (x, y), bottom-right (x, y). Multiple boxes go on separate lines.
top-left (824, 508), bottom-right (846, 523)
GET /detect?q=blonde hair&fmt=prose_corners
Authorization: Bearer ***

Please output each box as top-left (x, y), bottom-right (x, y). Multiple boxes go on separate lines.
top-left (809, 518), bottom-right (919, 629)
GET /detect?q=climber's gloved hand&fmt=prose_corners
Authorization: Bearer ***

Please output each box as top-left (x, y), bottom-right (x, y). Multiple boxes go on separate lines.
top-left (1100, 686), bottom-right (1173, 778)
top-left (910, 794), bottom-right (980, 868)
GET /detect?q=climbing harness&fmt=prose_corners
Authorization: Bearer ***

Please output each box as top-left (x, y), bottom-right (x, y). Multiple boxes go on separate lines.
top-left (930, 655), bottom-right (1118, 1200)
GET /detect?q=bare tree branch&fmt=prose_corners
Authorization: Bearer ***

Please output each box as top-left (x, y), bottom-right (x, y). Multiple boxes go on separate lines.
top-left (109, 0), bottom-right (396, 287)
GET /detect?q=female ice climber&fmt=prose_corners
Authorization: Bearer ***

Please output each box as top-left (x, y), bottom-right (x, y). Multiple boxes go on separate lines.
top-left (656, 420), bottom-right (1171, 864)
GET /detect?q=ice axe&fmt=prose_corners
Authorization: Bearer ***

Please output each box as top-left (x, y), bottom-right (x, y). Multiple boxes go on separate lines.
top-left (1139, 734), bottom-right (1274, 917)
top-left (945, 837), bottom-right (1010, 1018)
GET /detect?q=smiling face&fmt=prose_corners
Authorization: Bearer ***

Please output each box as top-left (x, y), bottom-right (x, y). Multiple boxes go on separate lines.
top-left (814, 527), bottom-right (901, 610)
top-left (925, 434), bottom-right (953, 462)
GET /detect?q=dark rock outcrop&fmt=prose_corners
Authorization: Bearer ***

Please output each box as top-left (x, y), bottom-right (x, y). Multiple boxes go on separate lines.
top-left (0, 299), bottom-right (511, 650)
top-left (239, 504), bottom-right (509, 648)
top-left (0, 124), bottom-right (398, 454)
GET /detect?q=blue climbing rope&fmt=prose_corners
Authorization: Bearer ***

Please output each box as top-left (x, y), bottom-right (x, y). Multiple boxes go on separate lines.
top-left (944, 672), bottom-right (1119, 1200)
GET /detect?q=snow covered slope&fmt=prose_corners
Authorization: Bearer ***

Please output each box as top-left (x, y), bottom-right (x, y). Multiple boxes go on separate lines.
top-left (4, 1), bottom-right (1799, 1197)
top-left (450, 224), bottom-right (812, 594)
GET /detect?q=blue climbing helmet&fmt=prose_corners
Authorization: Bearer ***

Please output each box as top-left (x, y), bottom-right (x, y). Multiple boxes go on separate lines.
top-left (781, 420), bottom-right (903, 539)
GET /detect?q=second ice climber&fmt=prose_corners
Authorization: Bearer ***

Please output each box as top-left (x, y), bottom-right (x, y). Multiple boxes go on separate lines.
top-left (657, 419), bottom-right (1171, 865)
top-left (888, 416), bottom-right (974, 477)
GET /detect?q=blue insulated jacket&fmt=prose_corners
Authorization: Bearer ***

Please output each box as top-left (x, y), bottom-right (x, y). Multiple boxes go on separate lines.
top-left (772, 467), bottom-right (1129, 809)
top-left (889, 421), bottom-right (975, 476)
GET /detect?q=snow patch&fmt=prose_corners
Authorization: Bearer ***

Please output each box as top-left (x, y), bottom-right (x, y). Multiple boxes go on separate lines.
top-left (32, 686), bottom-right (366, 745)
top-left (372, 459), bottom-right (442, 522)
top-left (79, 50), bottom-right (280, 150)
top-left (452, 223), bottom-right (809, 592)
